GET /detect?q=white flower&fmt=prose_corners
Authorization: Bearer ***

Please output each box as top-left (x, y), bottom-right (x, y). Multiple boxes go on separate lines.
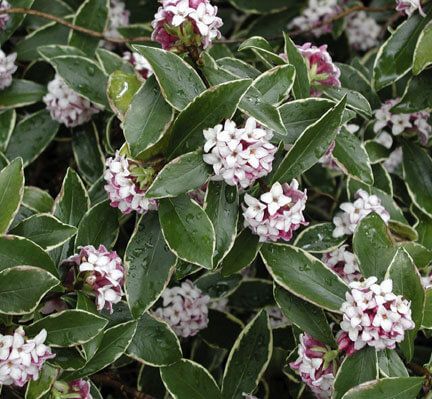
top-left (346, 12), bottom-right (381, 51)
top-left (322, 245), bottom-right (361, 283)
top-left (267, 306), bottom-right (290, 329)
top-left (383, 147), bottom-right (403, 173)
top-left (0, 49), bottom-right (17, 90)
top-left (332, 189), bottom-right (390, 237)
top-left (154, 280), bottom-right (210, 338)
top-left (203, 117), bottom-right (277, 188)
top-left (166, 0), bottom-right (194, 26)
top-left (339, 278), bottom-right (415, 354)
top-left (104, 151), bottom-right (158, 215)
top-left (106, 0), bottom-right (129, 38)
top-left (123, 51), bottom-right (153, 80)
top-left (0, 0), bottom-right (10, 31)
top-left (243, 180), bottom-right (308, 242)
top-left (43, 74), bottom-right (101, 127)
top-left (396, 0), bottom-right (425, 17)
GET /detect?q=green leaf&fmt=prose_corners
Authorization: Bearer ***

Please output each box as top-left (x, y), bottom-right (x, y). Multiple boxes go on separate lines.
top-left (10, 214), bottom-right (77, 251)
top-left (0, 0), bottom-right (35, 44)
top-left (0, 79), bottom-right (46, 109)
top-left (392, 71), bottom-right (432, 113)
top-left (342, 377), bottom-right (424, 399)
top-left (377, 349), bottom-right (409, 377)
top-left (217, 57), bottom-right (260, 79)
top-left (373, 8), bottom-right (432, 90)
top-left (204, 181), bottom-right (239, 266)
top-left (0, 266), bottom-right (59, 314)
top-left (333, 127), bottom-right (373, 184)
top-left (166, 79), bottom-right (251, 159)
top-left (16, 21), bottom-right (70, 61)
top-left (334, 347), bottom-right (378, 399)
top-left (53, 168), bottom-right (90, 226)
top-left (294, 223), bottom-right (345, 253)
top-left (222, 310), bottom-right (272, 399)
top-left (49, 55), bottom-right (109, 107)
top-left (127, 313), bottom-right (182, 366)
top-left (64, 321), bottom-right (137, 380)
top-left (23, 187), bottom-right (53, 213)
top-left (124, 75), bottom-right (174, 158)
top-left (352, 213), bottom-right (396, 281)
top-left (322, 86), bottom-right (372, 117)
top-left (161, 359), bottom-right (222, 399)
top-left (107, 71), bottom-right (141, 118)
top-left (38, 44), bottom-right (87, 60)
top-left (283, 33), bottom-right (310, 99)
top-left (200, 309), bottom-right (244, 350)
top-left (125, 213), bottom-right (176, 319)
top-left (413, 20), bottom-right (432, 75)
top-left (401, 242), bottom-right (432, 269)
top-left (6, 110), bottom-right (59, 166)
top-left (68, 0), bottom-right (109, 56)
top-left (0, 109), bottom-right (15, 151)
top-left (274, 285), bottom-right (335, 346)
top-left (159, 195), bottom-right (215, 269)
top-left (75, 200), bottom-right (119, 249)
top-left (238, 36), bottom-right (285, 66)
top-left (260, 244), bottom-right (348, 312)
top-left (0, 158), bottom-right (24, 234)
top-left (95, 48), bottom-right (135, 75)
top-left (271, 96), bottom-right (346, 183)
top-left (25, 363), bottom-right (58, 399)
top-left (72, 123), bottom-right (105, 185)
top-left (364, 141), bottom-right (390, 164)
top-left (132, 45), bottom-right (206, 111)
top-left (277, 98), bottom-right (355, 144)
top-left (253, 64), bottom-right (295, 105)
top-left (26, 310), bottom-right (108, 347)
top-left (0, 235), bottom-right (58, 276)
top-left (147, 151), bottom-right (210, 199)
top-left (221, 229), bottom-right (261, 276)
top-left (228, 0), bottom-right (288, 13)
top-left (402, 142), bottom-right (432, 218)
top-left (229, 279), bottom-right (274, 309)
top-left (195, 271), bottom-right (242, 298)
top-left (423, 288), bottom-right (432, 328)
top-left (386, 248), bottom-right (425, 361)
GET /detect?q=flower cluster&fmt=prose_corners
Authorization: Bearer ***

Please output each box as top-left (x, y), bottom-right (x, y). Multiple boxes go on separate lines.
top-left (0, 0), bottom-right (10, 30)
top-left (68, 245), bottom-right (125, 313)
top-left (374, 98), bottom-right (431, 145)
top-left (396, 0), bottom-right (425, 17)
top-left (339, 277), bottom-right (415, 354)
top-left (104, 151), bottom-right (158, 214)
top-left (322, 245), bottom-right (361, 283)
top-left (151, 0), bottom-right (223, 50)
top-left (0, 327), bottom-right (54, 387)
top-left (346, 12), bottom-right (381, 51)
top-left (106, 0), bottom-right (129, 39)
top-left (123, 51), bottom-right (153, 80)
top-left (290, 333), bottom-right (336, 399)
top-left (267, 306), bottom-right (290, 329)
top-left (296, 43), bottom-right (341, 96)
top-left (43, 75), bottom-right (101, 127)
top-left (333, 189), bottom-right (390, 238)
top-left (0, 49), bottom-right (17, 90)
top-left (289, 0), bottom-right (340, 37)
top-left (203, 118), bottom-right (277, 188)
top-left (154, 280), bottom-right (210, 338)
top-left (243, 180), bottom-right (308, 242)
top-left (52, 379), bottom-right (92, 399)
top-left (383, 147), bottom-right (403, 173)
top-left (421, 271), bottom-right (432, 289)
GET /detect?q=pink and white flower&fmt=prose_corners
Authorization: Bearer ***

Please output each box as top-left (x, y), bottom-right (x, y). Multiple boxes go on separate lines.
top-left (203, 118), bottom-right (277, 189)
top-left (338, 277), bottom-right (415, 354)
top-left (290, 333), bottom-right (337, 399)
top-left (374, 98), bottom-right (431, 145)
top-left (289, 0), bottom-right (340, 37)
top-left (0, 48), bottom-right (17, 90)
top-left (122, 51), bottom-right (153, 80)
top-left (332, 189), bottom-right (390, 238)
top-left (283, 43), bottom-right (341, 96)
top-left (346, 12), bottom-right (381, 51)
top-left (52, 379), bottom-right (92, 399)
top-left (151, 0), bottom-right (223, 50)
top-left (0, 0), bottom-right (10, 31)
top-left (68, 245), bottom-right (125, 313)
top-left (267, 306), bottom-right (291, 329)
top-left (0, 327), bottom-right (54, 387)
top-left (104, 151), bottom-right (158, 215)
top-left (243, 180), bottom-right (308, 242)
top-left (106, 0), bottom-right (129, 39)
top-left (383, 147), bottom-right (403, 173)
top-left (43, 75), bottom-right (101, 127)
top-left (396, 0), bottom-right (425, 17)
top-left (154, 280), bottom-right (210, 338)
top-left (322, 245), bottom-right (361, 283)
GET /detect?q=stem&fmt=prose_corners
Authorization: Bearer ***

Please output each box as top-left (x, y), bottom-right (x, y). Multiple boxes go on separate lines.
top-left (91, 373), bottom-right (156, 399)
